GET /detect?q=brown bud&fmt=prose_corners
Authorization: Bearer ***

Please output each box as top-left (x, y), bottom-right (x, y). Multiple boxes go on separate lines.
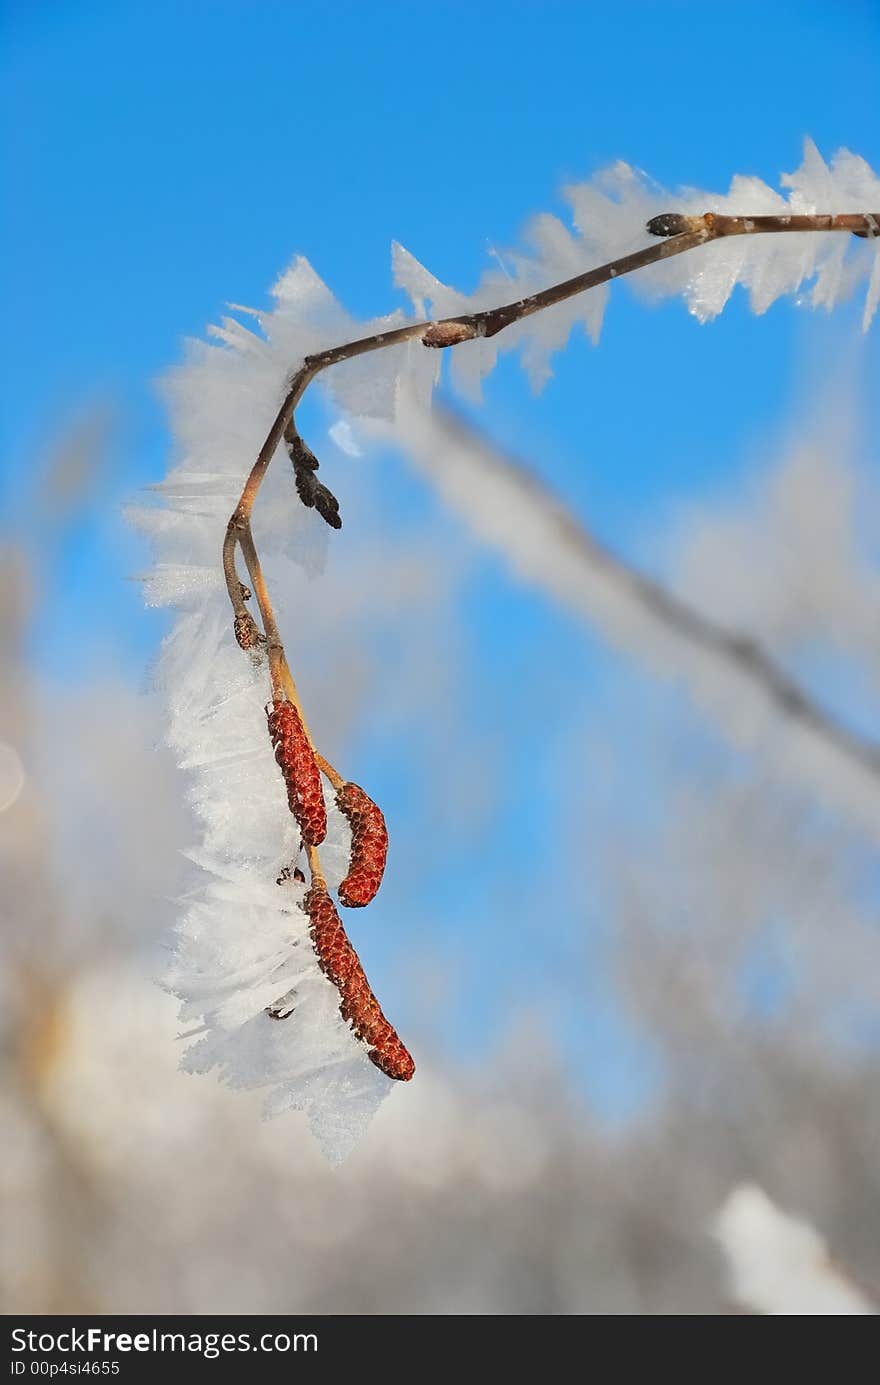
top-left (646, 211), bottom-right (708, 238)
top-left (422, 320), bottom-right (476, 348)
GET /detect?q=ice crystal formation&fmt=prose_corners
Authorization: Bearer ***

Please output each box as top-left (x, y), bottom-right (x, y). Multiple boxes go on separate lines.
top-left (138, 142), bottom-right (878, 1160)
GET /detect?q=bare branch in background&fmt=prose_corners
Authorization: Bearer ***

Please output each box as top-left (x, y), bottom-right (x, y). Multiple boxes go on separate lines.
top-left (35, 402), bottom-right (115, 529)
top-left (390, 401), bottom-right (880, 837)
top-left (221, 213), bottom-right (880, 802)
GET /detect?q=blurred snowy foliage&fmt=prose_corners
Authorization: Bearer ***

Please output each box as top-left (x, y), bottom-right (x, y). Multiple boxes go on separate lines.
top-left (715, 1185), bottom-right (876, 1315)
top-left (134, 141), bottom-right (879, 1160)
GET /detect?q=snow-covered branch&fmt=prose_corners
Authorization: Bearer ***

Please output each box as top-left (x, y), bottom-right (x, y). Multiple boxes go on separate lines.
top-left (141, 142), bottom-right (880, 1157)
top-left (714, 1185), bottom-right (877, 1315)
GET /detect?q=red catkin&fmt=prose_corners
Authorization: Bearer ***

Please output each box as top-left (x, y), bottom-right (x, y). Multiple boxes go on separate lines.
top-left (304, 883), bottom-right (415, 1081)
top-left (266, 699), bottom-right (327, 846)
top-left (336, 781), bottom-right (388, 908)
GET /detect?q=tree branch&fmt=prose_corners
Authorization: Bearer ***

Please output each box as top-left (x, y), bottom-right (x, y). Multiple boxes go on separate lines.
top-left (223, 209), bottom-right (880, 840)
top-left (225, 209), bottom-right (879, 592)
top-left (214, 206), bottom-right (880, 1079)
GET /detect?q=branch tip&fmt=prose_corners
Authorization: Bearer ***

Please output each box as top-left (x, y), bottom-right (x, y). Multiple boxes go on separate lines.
top-left (646, 212), bottom-right (697, 238)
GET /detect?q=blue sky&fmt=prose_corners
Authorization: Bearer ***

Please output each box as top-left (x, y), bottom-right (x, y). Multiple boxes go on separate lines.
top-left (3, 0), bottom-right (878, 672)
top-left (3, 1), bottom-right (879, 1112)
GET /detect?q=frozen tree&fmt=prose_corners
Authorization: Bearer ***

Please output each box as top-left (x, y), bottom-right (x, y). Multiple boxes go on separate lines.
top-left (138, 142), bottom-right (880, 1159)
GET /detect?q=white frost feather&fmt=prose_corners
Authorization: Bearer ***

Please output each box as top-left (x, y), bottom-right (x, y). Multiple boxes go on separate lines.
top-left (141, 268), bottom-right (434, 1162)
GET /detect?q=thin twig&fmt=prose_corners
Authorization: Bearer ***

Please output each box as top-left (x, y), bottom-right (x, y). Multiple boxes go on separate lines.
top-left (306, 842), bottom-right (325, 889)
top-left (234, 526), bottom-right (337, 773)
top-left (314, 752), bottom-right (345, 792)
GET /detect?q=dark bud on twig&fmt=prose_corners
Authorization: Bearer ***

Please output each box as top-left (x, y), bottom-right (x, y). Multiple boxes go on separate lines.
top-left (238, 582), bottom-right (252, 602)
top-left (646, 212), bottom-right (693, 238)
top-left (314, 482), bottom-right (342, 530)
top-left (294, 467), bottom-right (318, 505)
top-left (288, 434), bottom-right (320, 471)
top-left (294, 467), bottom-right (343, 530)
top-left (287, 429), bottom-right (343, 529)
